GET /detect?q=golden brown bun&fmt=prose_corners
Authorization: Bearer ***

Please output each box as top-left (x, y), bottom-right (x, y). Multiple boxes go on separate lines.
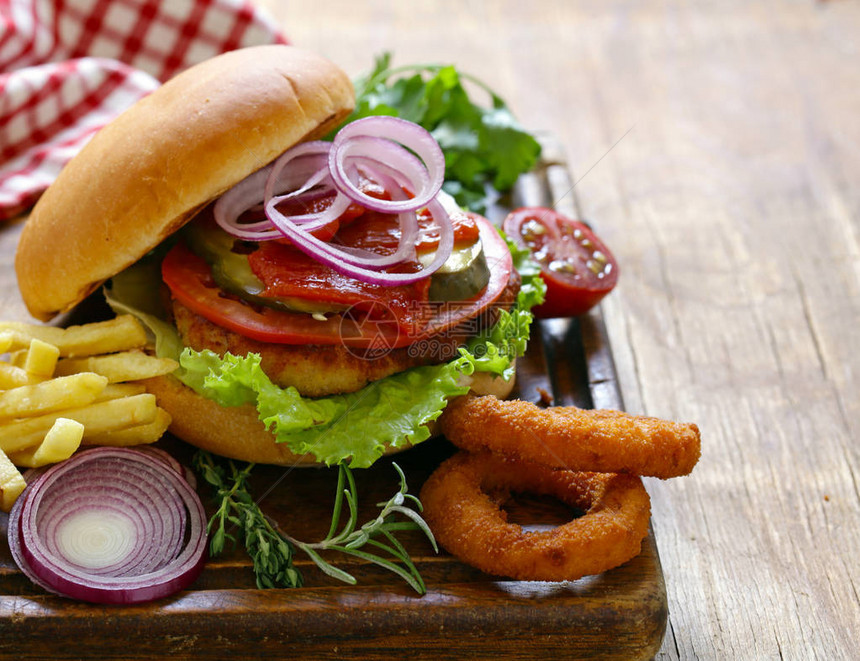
top-left (143, 365), bottom-right (517, 466)
top-left (16, 45), bottom-right (354, 321)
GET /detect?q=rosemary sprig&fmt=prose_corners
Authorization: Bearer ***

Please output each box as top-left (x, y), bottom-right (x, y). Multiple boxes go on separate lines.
top-left (192, 451), bottom-right (436, 593)
top-left (285, 462), bottom-right (437, 594)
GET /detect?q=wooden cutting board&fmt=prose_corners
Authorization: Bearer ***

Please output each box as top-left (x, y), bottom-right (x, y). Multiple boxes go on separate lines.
top-left (0, 139), bottom-right (667, 660)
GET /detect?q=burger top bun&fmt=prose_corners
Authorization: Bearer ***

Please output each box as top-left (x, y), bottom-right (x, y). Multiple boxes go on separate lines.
top-left (15, 45), bottom-right (355, 322)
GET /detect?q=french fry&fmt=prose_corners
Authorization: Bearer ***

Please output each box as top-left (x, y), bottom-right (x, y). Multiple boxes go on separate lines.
top-left (0, 448), bottom-right (26, 512)
top-left (0, 331), bottom-right (14, 354)
top-left (82, 408), bottom-right (172, 447)
top-left (0, 393), bottom-right (159, 454)
top-left (54, 350), bottom-right (178, 383)
top-left (8, 418), bottom-right (84, 468)
top-left (0, 315), bottom-right (148, 357)
top-left (23, 338), bottom-right (60, 378)
top-left (0, 372), bottom-right (108, 421)
top-left (7, 350), bottom-right (27, 368)
top-left (0, 362), bottom-right (43, 389)
top-left (93, 383), bottom-right (148, 402)
top-left (0, 316), bottom-right (175, 474)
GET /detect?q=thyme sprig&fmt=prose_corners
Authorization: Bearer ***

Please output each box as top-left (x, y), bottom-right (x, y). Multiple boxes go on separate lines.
top-left (193, 451), bottom-right (436, 593)
top-left (193, 452), bottom-right (302, 589)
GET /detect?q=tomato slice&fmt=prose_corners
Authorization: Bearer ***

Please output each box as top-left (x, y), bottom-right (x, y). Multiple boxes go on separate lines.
top-left (161, 215), bottom-right (513, 348)
top-left (502, 207), bottom-right (618, 318)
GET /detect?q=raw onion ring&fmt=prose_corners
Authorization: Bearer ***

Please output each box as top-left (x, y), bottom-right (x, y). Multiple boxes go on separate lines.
top-left (6, 447), bottom-right (207, 604)
top-left (213, 142), bottom-right (341, 240)
top-left (419, 451), bottom-right (651, 581)
top-left (329, 125), bottom-right (443, 212)
top-left (213, 116), bottom-right (453, 286)
top-left (264, 194), bottom-right (453, 286)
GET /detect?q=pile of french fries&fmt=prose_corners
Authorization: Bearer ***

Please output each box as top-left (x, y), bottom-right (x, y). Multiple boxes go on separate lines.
top-left (0, 315), bottom-right (177, 512)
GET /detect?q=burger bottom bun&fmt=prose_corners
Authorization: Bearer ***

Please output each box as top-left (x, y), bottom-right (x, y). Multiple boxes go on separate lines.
top-left (143, 364), bottom-right (516, 467)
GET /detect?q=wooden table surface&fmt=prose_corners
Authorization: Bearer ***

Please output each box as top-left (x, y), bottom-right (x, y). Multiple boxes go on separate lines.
top-left (2, 1), bottom-right (857, 659)
top-left (251, 1), bottom-right (859, 659)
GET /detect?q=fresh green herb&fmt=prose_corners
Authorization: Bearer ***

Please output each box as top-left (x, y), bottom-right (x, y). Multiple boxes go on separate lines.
top-left (193, 451), bottom-right (436, 593)
top-left (342, 52), bottom-right (542, 213)
top-left (194, 451), bottom-right (303, 589)
top-left (286, 460), bottom-right (437, 593)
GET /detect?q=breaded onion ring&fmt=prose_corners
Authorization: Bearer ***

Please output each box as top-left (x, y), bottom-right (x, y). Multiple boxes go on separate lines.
top-left (419, 451), bottom-right (651, 581)
top-left (440, 395), bottom-right (700, 479)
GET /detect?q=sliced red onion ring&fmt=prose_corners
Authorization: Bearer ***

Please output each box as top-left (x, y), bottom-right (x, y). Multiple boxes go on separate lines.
top-left (266, 203), bottom-right (420, 270)
top-left (213, 142), bottom-right (336, 239)
top-left (214, 116), bottom-right (453, 285)
top-left (7, 447), bottom-right (207, 605)
top-left (329, 165), bottom-right (419, 266)
top-left (264, 162), bottom-right (420, 270)
top-left (330, 136), bottom-right (433, 213)
top-left (329, 116), bottom-right (445, 213)
top-left (263, 141), bottom-right (332, 204)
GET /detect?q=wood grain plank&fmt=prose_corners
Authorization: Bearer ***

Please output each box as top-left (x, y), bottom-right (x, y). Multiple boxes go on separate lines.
top-left (536, 3), bottom-right (860, 659)
top-left (5, 1), bottom-right (858, 656)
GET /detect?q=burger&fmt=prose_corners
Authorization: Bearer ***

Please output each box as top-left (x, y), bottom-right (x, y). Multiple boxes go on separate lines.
top-left (14, 45), bottom-right (542, 468)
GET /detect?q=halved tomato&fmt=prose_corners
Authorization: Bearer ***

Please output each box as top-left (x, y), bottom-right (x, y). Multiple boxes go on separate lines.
top-left (503, 207), bottom-right (618, 318)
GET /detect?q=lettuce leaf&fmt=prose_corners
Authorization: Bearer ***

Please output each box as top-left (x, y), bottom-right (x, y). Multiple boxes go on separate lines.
top-left (179, 349), bottom-right (472, 468)
top-left (463, 232), bottom-right (547, 377)
top-left (103, 256), bottom-right (185, 362)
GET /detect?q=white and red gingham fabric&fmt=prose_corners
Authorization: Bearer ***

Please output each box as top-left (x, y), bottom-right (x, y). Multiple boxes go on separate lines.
top-left (0, 0), bottom-right (287, 221)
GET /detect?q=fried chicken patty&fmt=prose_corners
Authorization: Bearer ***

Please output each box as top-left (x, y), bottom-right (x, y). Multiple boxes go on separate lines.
top-left (171, 300), bottom-right (447, 396)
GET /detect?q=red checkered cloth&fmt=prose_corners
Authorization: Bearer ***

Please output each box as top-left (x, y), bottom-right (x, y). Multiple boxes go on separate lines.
top-left (0, 0), bottom-right (287, 221)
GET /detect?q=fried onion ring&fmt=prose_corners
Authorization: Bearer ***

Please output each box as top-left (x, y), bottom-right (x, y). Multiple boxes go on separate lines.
top-left (419, 451), bottom-right (651, 581)
top-left (440, 395), bottom-right (701, 479)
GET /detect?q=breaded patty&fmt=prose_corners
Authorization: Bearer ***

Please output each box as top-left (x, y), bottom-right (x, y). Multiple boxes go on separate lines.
top-left (172, 300), bottom-right (461, 396)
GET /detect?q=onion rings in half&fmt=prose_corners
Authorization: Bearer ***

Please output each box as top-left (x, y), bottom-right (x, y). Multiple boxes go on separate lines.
top-left (419, 451), bottom-right (651, 582)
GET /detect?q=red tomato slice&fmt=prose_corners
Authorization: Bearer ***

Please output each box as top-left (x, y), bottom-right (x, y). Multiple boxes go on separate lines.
top-left (503, 207), bottom-right (618, 318)
top-left (161, 215), bottom-right (513, 348)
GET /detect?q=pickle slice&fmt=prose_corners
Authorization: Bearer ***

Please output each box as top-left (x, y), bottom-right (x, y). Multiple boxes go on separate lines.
top-left (424, 240), bottom-right (491, 302)
top-left (182, 222), bottom-right (336, 314)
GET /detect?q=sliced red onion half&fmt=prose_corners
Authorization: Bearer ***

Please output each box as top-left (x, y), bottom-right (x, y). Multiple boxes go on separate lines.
top-left (214, 116), bottom-right (453, 286)
top-left (7, 447), bottom-right (207, 605)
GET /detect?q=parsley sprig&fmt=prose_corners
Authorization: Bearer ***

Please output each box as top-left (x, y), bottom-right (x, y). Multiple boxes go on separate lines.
top-left (342, 53), bottom-right (542, 213)
top-left (193, 451), bottom-right (436, 593)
